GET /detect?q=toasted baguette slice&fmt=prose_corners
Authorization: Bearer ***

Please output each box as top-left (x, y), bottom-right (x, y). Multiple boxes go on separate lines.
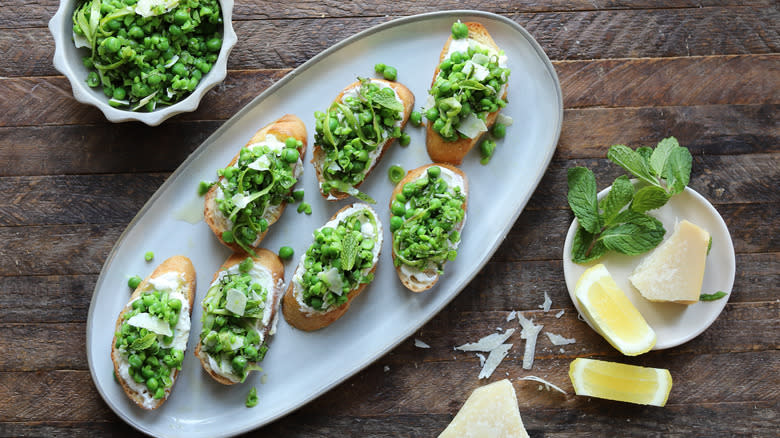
top-left (111, 256), bottom-right (196, 410)
top-left (283, 203), bottom-right (382, 331)
top-left (426, 22), bottom-right (508, 165)
top-left (196, 249), bottom-right (284, 385)
top-left (312, 79), bottom-right (414, 200)
top-left (205, 114), bottom-right (307, 253)
top-left (391, 164), bottom-right (468, 292)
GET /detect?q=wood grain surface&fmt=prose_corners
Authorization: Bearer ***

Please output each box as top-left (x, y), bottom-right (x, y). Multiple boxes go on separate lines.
top-left (0, 1), bottom-right (777, 437)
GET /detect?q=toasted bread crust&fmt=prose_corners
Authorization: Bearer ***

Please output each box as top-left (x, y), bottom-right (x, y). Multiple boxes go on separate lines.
top-left (390, 164), bottom-right (468, 292)
top-left (205, 114), bottom-right (308, 253)
top-left (313, 79), bottom-right (414, 200)
top-left (196, 249), bottom-right (284, 385)
top-left (111, 256), bottom-right (196, 410)
top-left (426, 22), bottom-right (508, 166)
top-left (282, 204), bottom-right (381, 331)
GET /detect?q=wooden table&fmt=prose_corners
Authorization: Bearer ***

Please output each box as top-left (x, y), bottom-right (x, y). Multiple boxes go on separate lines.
top-left (1, 1), bottom-right (777, 436)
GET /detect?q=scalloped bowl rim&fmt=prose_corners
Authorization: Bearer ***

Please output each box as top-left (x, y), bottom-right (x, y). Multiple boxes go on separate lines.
top-left (48, 0), bottom-right (237, 126)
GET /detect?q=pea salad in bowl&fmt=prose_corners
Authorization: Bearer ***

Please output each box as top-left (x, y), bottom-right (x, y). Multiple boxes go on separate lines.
top-left (49, 0), bottom-right (237, 126)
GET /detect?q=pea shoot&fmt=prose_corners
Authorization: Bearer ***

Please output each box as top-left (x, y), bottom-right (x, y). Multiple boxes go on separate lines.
top-left (71, 0), bottom-right (224, 112)
top-left (388, 165), bottom-right (405, 184)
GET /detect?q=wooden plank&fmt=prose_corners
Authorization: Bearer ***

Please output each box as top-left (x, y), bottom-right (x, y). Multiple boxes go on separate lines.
top-left (556, 104), bottom-right (779, 159)
top-left (1, 104), bottom-right (775, 175)
top-left (0, 202), bottom-right (774, 276)
top-left (0, 275), bottom-right (97, 323)
top-left (0, 153), bottom-right (774, 226)
top-left (1, 350), bottom-right (776, 421)
top-left (557, 55), bottom-right (780, 109)
top-left (3, 301), bottom-right (775, 372)
top-left (4, 7), bottom-right (779, 77)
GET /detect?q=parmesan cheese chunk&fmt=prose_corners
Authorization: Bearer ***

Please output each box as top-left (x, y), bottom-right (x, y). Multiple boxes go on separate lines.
top-left (438, 379), bottom-right (530, 438)
top-left (628, 220), bottom-right (710, 304)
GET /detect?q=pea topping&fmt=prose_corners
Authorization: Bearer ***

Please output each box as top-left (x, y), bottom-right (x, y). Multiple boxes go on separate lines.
top-left (144, 251), bottom-right (154, 262)
top-left (451, 21), bottom-right (469, 39)
top-left (279, 246), bottom-right (294, 260)
top-left (382, 65), bottom-right (398, 81)
top-left (128, 275), bottom-right (142, 290)
top-left (199, 260), bottom-right (271, 382)
top-left (492, 122), bottom-right (507, 139)
top-left (246, 387), bottom-right (259, 408)
top-left (410, 110), bottom-right (423, 126)
top-left (314, 78), bottom-right (404, 202)
top-left (71, 0), bottom-right (224, 111)
top-left (391, 167), bottom-right (465, 273)
top-left (214, 136), bottom-right (303, 254)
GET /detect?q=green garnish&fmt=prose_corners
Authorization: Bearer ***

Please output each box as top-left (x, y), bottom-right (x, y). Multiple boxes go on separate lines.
top-left (128, 275), bottom-right (142, 290)
top-left (479, 139), bottom-right (497, 165)
top-left (391, 166), bottom-right (465, 273)
top-left (198, 181), bottom-right (214, 196)
top-left (115, 284), bottom-right (185, 399)
top-left (388, 165), bottom-right (405, 184)
top-left (214, 136), bottom-right (303, 254)
top-left (246, 387), bottom-right (259, 408)
top-left (314, 78), bottom-right (405, 202)
top-left (707, 236), bottom-right (713, 255)
top-left (200, 264), bottom-right (270, 383)
top-left (144, 251), bottom-right (154, 262)
top-left (410, 110), bottom-right (423, 126)
top-left (297, 202), bottom-right (312, 215)
top-left (700, 291), bottom-right (727, 301)
top-left (425, 22), bottom-right (510, 142)
top-left (298, 207), bottom-right (379, 311)
top-left (567, 137), bottom-right (693, 264)
top-left (71, 0), bottom-right (224, 111)
top-left (292, 189), bottom-right (305, 201)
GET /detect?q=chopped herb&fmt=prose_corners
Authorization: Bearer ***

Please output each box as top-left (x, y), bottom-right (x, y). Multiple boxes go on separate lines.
top-left (246, 387), bottom-right (259, 407)
top-left (700, 291), bottom-right (727, 301)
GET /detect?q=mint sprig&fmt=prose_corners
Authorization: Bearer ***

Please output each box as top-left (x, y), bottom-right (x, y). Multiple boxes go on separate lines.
top-left (568, 137), bottom-right (693, 264)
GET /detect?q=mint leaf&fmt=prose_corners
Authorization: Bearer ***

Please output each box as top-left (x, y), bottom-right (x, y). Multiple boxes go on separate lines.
top-left (130, 332), bottom-right (157, 351)
top-left (649, 137), bottom-right (679, 177)
top-left (631, 185), bottom-right (669, 212)
top-left (341, 231), bottom-right (360, 271)
top-left (599, 218), bottom-right (666, 255)
top-left (601, 175), bottom-right (634, 226)
top-left (663, 146), bottom-right (692, 195)
top-left (636, 146), bottom-right (653, 164)
top-left (567, 167), bottom-right (600, 234)
top-left (607, 145), bottom-right (657, 186)
top-left (700, 291), bottom-right (727, 301)
top-left (571, 227), bottom-right (607, 264)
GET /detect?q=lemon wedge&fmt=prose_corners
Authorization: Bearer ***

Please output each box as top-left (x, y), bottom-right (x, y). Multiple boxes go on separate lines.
top-left (575, 264), bottom-right (656, 355)
top-left (569, 358), bottom-right (673, 406)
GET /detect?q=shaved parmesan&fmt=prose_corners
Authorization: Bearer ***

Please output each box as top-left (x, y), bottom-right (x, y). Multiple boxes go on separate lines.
top-left (517, 313), bottom-right (543, 370)
top-left (506, 310), bottom-right (517, 322)
top-left (496, 113), bottom-right (514, 126)
top-left (555, 309), bottom-right (565, 318)
top-left (225, 288), bottom-right (247, 316)
top-left (455, 113), bottom-right (487, 139)
top-left (229, 335), bottom-right (245, 351)
top-left (127, 312), bottom-right (172, 337)
top-left (478, 344), bottom-right (512, 379)
top-left (471, 62), bottom-right (490, 81)
top-left (518, 376), bottom-right (567, 395)
top-left (545, 332), bottom-right (576, 346)
top-left (539, 291), bottom-right (552, 312)
top-left (455, 328), bottom-right (515, 352)
top-left (318, 267), bottom-right (344, 295)
top-left (248, 155), bottom-right (271, 171)
top-left (108, 98), bottom-right (129, 107)
top-left (132, 90), bottom-right (158, 111)
top-left (164, 54), bottom-right (180, 69)
top-left (422, 95), bottom-right (436, 112)
top-left (231, 192), bottom-right (252, 209)
top-left (414, 338), bottom-right (431, 349)
top-left (476, 353), bottom-right (486, 367)
top-left (135, 0), bottom-right (179, 17)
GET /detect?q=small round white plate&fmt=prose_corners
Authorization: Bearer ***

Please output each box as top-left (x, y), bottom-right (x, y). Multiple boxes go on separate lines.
top-left (563, 186), bottom-right (736, 350)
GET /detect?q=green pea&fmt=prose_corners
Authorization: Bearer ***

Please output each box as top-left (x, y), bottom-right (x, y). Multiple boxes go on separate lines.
top-left (144, 251), bottom-right (154, 262)
top-left (292, 189), bottom-right (304, 201)
top-left (374, 63), bottom-right (386, 73)
top-left (153, 387), bottom-right (165, 399)
top-left (112, 87), bottom-right (126, 100)
top-left (425, 107), bottom-right (439, 121)
top-left (282, 148), bottom-right (299, 163)
top-left (146, 377), bottom-right (159, 392)
top-left (399, 132), bottom-right (411, 146)
top-left (451, 21), bottom-right (469, 39)
top-left (279, 246), bottom-right (294, 260)
top-left (285, 137), bottom-right (299, 148)
top-left (198, 181), bottom-right (212, 196)
top-left (382, 66), bottom-right (398, 81)
top-left (432, 118), bottom-right (445, 133)
top-left (390, 215), bottom-right (404, 232)
top-left (492, 122), bottom-right (506, 139)
top-left (86, 71), bottom-right (100, 88)
top-left (427, 166), bottom-right (441, 179)
top-left (410, 110), bottom-right (422, 126)
top-left (246, 387), bottom-right (259, 408)
top-left (206, 37), bottom-right (222, 52)
top-left (232, 355), bottom-right (248, 372)
top-left (388, 165), bottom-right (405, 184)
top-left (174, 9), bottom-right (190, 25)
top-left (391, 200), bottom-right (406, 216)
top-left (128, 275), bottom-right (142, 290)
top-left (222, 230), bottom-right (235, 243)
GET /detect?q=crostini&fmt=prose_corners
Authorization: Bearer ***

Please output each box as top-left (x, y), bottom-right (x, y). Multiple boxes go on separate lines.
top-left (389, 164), bottom-right (468, 292)
top-left (425, 21), bottom-right (510, 165)
top-left (204, 114), bottom-right (307, 254)
top-left (312, 78), bottom-right (414, 202)
top-left (111, 256), bottom-right (196, 410)
top-left (283, 203), bottom-right (382, 331)
top-left (196, 250), bottom-right (284, 385)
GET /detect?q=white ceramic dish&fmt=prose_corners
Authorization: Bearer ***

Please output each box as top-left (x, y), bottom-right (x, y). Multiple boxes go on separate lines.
top-left (563, 185), bottom-right (736, 350)
top-left (48, 0), bottom-right (237, 126)
top-left (87, 10), bottom-right (562, 437)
